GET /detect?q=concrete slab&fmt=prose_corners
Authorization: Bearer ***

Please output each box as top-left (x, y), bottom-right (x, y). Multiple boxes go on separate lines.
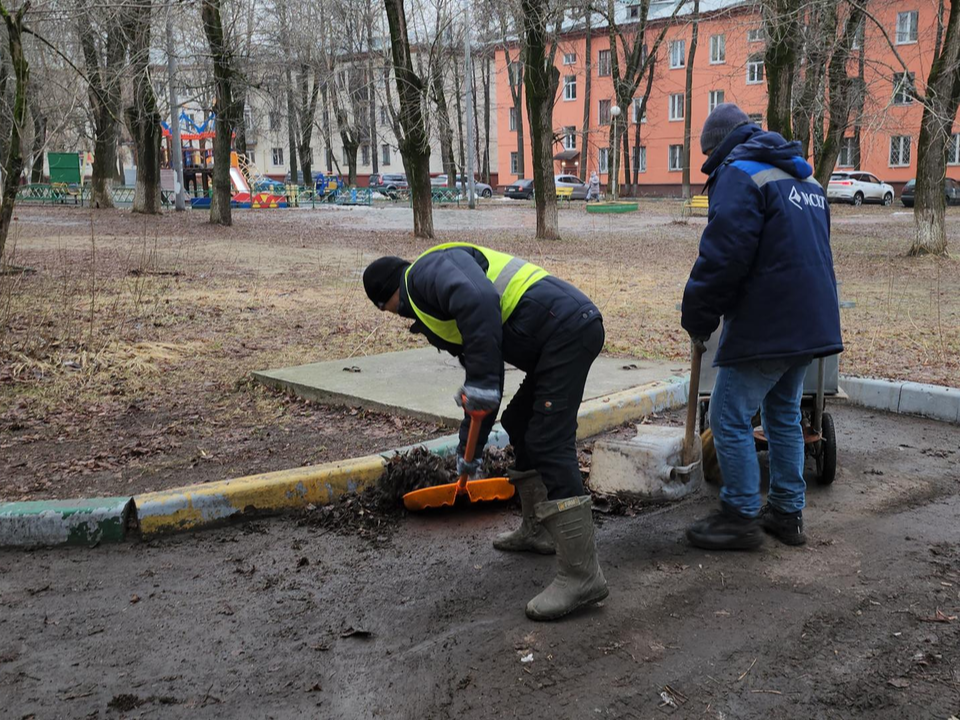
top-left (253, 347), bottom-right (684, 428)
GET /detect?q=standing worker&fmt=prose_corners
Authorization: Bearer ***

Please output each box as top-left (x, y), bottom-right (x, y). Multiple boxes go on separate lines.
top-left (681, 103), bottom-right (843, 550)
top-left (363, 243), bottom-right (608, 620)
top-left (586, 170), bottom-right (601, 202)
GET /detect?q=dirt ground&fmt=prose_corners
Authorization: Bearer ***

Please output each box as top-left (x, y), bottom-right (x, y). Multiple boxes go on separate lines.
top-left (1, 201), bottom-right (957, 502)
top-left (1, 405), bottom-right (958, 719)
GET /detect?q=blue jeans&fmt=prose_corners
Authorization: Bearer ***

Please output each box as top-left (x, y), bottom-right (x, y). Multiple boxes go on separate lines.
top-left (710, 357), bottom-right (812, 517)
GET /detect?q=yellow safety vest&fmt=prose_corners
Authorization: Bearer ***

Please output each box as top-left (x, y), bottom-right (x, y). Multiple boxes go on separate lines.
top-left (404, 242), bottom-right (549, 345)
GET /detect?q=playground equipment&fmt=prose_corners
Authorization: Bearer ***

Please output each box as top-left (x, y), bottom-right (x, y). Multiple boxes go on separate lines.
top-left (189, 152), bottom-right (287, 209)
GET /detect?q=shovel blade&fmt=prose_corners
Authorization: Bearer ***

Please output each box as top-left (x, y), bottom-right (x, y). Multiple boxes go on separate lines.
top-left (465, 477), bottom-right (514, 503)
top-left (402, 483), bottom-right (459, 511)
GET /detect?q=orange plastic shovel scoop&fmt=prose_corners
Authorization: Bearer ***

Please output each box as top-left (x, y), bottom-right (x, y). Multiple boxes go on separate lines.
top-left (402, 404), bottom-right (515, 511)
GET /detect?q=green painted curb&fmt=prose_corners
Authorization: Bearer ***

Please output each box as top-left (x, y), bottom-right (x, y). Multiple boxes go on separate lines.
top-left (0, 498), bottom-right (134, 548)
top-left (586, 201), bottom-right (639, 214)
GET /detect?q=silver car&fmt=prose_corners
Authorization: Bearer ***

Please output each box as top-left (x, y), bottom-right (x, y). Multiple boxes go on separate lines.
top-left (554, 174), bottom-right (589, 200)
top-left (827, 172), bottom-right (895, 206)
top-left (431, 174), bottom-right (494, 198)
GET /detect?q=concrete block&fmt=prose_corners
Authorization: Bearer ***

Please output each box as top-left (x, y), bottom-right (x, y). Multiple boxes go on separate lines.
top-left (590, 426), bottom-right (703, 501)
top-left (898, 382), bottom-right (960, 424)
top-left (840, 376), bottom-right (903, 414)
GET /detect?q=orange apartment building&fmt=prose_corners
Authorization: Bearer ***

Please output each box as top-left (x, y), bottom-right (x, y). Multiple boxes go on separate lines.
top-left (495, 0), bottom-right (959, 195)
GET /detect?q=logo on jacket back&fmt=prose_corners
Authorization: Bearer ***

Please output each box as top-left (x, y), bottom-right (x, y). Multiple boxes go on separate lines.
top-left (789, 185), bottom-right (826, 210)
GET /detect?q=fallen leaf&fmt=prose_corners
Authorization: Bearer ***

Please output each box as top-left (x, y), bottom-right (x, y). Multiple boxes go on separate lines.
top-left (887, 678), bottom-right (910, 689)
top-left (130, 594), bottom-right (140, 604)
top-left (919, 609), bottom-right (957, 623)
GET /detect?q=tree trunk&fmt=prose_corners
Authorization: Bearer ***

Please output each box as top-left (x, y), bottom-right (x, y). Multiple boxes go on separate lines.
top-left (298, 67), bottom-right (319, 184)
top-left (453, 52), bottom-right (465, 178)
top-left (285, 71), bottom-right (299, 185)
top-left (506, 46), bottom-right (524, 179)
top-left (125, 0), bottom-right (162, 214)
top-left (681, 0), bottom-right (699, 199)
top-left (580, 5), bottom-right (591, 182)
top-left (430, 70), bottom-right (457, 186)
top-left (763, 0), bottom-right (800, 139)
top-left (481, 52), bottom-right (491, 182)
top-left (383, 0), bottom-right (433, 238)
top-left (29, 94), bottom-right (45, 183)
top-left (912, 0), bottom-right (960, 256)
top-left (234, 88), bottom-right (248, 159)
top-left (522, 0), bottom-right (559, 240)
top-left (0, 1), bottom-right (27, 265)
top-left (201, 0), bottom-right (236, 226)
top-left (633, 56), bottom-right (655, 188)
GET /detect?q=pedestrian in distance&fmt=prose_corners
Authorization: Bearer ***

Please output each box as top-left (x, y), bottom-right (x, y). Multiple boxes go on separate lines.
top-left (363, 243), bottom-right (608, 620)
top-left (681, 103), bottom-right (843, 550)
top-left (586, 170), bottom-right (601, 202)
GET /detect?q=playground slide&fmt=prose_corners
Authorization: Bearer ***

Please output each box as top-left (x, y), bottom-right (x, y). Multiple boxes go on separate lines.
top-left (230, 166), bottom-right (251, 203)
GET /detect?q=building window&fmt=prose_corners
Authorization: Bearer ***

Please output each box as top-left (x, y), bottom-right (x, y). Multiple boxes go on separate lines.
top-left (950, 134), bottom-right (960, 165)
top-left (564, 75), bottom-right (577, 101)
top-left (889, 135), bottom-right (911, 167)
top-left (669, 93), bottom-right (684, 121)
top-left (669, 144), bottom-right (683, 172)
top-left (563, 52), bottom-right (576, 65)
top-left (342, 148), bottom-right (349, 165)
top-left (709, 89), bottom-right (725, 113)
top-left (893, 72), bottom-right (916, 104)
top-left (710, 34), bottom-right (726, 64)
top-left (838, 137), bottom-right (856, 167)
top-left (563, 126), bottom-right (577, 150)
top-left (747, 27), bottom-right (763, 42)
top-left (598, 147), bottom-right (609, 173)
top-left (629, 5), bottom-right (641, 18)
top-left (269, 112), bottom-right (280, 131)
top-left (747, 54), bottom-right (765, 84)
top-left (633, 145), bottom-right (647, 173)
top-left (380, 106), bottom-right (389, 125)
top-left (510, 152), bottom-right (519, 175)
top-left (599, 99), bottom-right (611, 125)
top-left (896, 10), bottom-right (918, 44)
top-left (508, 62), bottom-right (522, 86)
top-left (851, 19), bottom-right (864, 50)
top-left (748, 113), bottom-right (763, 127)
top-left (361, 144), bottom-right (370, 165)
top-left (597, 49), bottom-right (611, 76)
top-left (271, 147), bottom-right (284, 166)
top-left (510, 106), bottom-right (519, 131)
top-left (670, 40), bottom-right (686, 69)
top-left (381, 144), bottom-right (391, 166)
top-left (632, 98), bottom-right (647, 123)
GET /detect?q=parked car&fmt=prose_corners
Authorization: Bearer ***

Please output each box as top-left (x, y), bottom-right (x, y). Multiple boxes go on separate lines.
top-left (554, 174), bottom-right (589, 200)
top-left (899, 177), bottom-right (960, 207)
top-left (504, 178), bottom-right (534, 199)
top-left (369, 173), bottom-right (408, 197)
top-left (827, 172), bottom-right (895, 206)
top-left (430, 174), bottom-right (494, 198)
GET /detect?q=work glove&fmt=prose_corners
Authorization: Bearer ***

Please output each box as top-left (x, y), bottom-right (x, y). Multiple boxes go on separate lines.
top-left (454, 385), bottom-right (501, 412)
top-left (688, 333), bottom-right (709, 354)
top-left (456, 453), bottom-right (482, 478)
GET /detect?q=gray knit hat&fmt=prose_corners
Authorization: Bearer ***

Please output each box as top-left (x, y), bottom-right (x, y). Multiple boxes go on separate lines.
top-left (700, 103), bottom-right (751, 155)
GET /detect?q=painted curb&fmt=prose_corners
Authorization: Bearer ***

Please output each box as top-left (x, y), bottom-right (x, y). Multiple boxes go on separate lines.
top-left (0, 377), bottom-right (688, 547)
top-left (0, 498), bottom-right (134, 548)
top-left (585, 201), bottom-right (639, 214)
top-left (134, 454), bottom-right (386, 538)
top-left (840, 375), bottom-right (960, 424)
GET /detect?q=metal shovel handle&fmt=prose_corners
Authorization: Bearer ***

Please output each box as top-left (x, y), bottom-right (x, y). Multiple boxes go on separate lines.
top-left (457, 395), bottom-right (490, 492)
top-left (683, 342), bottom-right (704, 466)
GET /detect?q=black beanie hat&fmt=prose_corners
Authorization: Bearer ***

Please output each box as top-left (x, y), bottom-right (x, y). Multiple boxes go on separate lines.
top-left (363, 256), bottom-right (410, 306)
top-left (700, 102), bottom-right (751, 155)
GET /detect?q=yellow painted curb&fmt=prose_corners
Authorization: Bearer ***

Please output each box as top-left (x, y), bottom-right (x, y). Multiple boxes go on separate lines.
top-left (134, 455), bottom-right (387, 537)
top-left (577, 379), bottom-right (688, 439)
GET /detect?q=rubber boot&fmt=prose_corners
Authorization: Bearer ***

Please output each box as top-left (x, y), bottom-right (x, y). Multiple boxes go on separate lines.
top-left (493, 469), bottom-right (555, 555)
top-left (525, 496), bottom-right (609, 621)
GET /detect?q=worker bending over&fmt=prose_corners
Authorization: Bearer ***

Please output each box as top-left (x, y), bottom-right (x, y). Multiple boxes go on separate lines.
top-left (363, 243), bottom-right (607, 620)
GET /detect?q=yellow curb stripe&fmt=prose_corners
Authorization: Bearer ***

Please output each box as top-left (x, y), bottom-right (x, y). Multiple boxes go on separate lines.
top-left (134, 455), bottom-right (387, 537)
top-left (577, 379), bottom-right (689, 439)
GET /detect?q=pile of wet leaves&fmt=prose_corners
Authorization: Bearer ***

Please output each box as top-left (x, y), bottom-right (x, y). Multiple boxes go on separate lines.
top-left (296, 446), bottom-right (515, 543)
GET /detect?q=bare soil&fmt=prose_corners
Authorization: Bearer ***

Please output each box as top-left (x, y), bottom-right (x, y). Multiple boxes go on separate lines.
top-left (1, 405), bottom-right (958, 718)
top-left (1, 202), bottom-right (957, 501)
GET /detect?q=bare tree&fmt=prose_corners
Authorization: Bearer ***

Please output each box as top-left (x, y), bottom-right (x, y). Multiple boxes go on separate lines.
top-left (762, 0), bottom-right (802, 138)
top-left (681, 0), bottom-right (699, 199)
top-left (201, 0), bottom-right (239, 225)
top-left (124, 0), bottom-right (163, 214)
top-left (383, 0), bottom-right (433, 238)
top-left (76, 2), bottom-right (126, 208)
top-left (0, 0), bottom-right (27, 263)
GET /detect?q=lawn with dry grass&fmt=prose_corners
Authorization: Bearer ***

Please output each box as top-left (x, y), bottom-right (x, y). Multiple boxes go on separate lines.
top-left (0, 200), bottom-right (956, 501)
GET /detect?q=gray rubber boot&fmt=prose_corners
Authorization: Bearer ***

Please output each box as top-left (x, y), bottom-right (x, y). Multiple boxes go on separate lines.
top-left (493, 470), bottom-right (555, 554)
top-left (525, 496), bottom-right (609, 621)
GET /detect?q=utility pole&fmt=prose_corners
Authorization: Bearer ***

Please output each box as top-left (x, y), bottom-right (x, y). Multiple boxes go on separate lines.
top-left (166, 1), bottom-right (186, 211)
top-left (464, 0), bottom-right (476, 208)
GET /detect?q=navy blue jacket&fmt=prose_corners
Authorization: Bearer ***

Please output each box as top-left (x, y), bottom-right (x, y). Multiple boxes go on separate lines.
top-left (681, 124), bottom-right (844, 366)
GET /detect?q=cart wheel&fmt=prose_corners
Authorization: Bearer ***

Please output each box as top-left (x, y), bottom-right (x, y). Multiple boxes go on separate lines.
top-left (700, 427), bottom-right (723, 485)
top-left (816, 412), bottom-right (837, 485)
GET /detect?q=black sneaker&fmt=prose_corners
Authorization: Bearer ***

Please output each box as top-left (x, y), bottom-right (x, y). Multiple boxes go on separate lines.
top-left (759, 504), bottom-right (806, 546)
top-left (686, 502), bottom-right (763, 551)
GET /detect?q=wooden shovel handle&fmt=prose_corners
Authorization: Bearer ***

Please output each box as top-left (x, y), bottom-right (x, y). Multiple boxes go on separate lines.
top-left (683, 342), bottom-right (704, 466)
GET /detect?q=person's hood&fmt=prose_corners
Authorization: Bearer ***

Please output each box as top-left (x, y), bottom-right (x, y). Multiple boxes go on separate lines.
top-left (703, 124), bottom-right (813, 180)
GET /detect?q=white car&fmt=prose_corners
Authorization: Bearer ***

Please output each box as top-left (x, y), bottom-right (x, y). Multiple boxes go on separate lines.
top-left (827, 171), bottom-right (895, 207)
